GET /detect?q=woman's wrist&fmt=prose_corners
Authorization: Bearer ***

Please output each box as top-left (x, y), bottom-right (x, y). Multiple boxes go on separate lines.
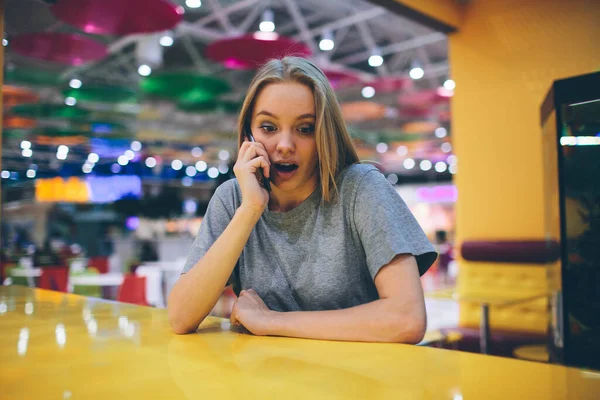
top-left (237, 203), bottom-right (265, 223)
top-left (265, 310), bottom-right (282, 335)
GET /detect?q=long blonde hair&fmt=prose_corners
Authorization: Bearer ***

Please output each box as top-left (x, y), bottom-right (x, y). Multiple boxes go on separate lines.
top-left (237, 57), bottom-right (359, 203)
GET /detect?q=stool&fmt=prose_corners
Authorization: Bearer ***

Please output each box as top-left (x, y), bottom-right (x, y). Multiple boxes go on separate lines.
top-left (513, 344), bottom-right (550, 362)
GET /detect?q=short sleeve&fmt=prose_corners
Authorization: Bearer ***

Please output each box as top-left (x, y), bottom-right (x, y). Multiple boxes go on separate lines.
top-left (180, 181), bottom-right (240, 291)
top-left (353, 170), bottom-right (437, 278)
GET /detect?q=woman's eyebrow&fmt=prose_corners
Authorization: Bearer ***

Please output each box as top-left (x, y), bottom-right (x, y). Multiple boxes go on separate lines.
top-left (255, 111), bottom-right (315, 120)
top-left (256, 110), bottom-right (277, 118)
top-left (296, 113), bottom-right (316, 120)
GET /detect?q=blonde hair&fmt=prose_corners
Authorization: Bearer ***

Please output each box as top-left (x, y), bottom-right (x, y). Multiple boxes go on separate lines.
top-left (237, 57), bottom-right (359, 203)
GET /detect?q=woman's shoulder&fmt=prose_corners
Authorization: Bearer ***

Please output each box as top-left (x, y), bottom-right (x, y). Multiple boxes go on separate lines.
top-left (213, 178), bottom-right (242, 207)
top-left (338, 163), bottom-right (382, 190)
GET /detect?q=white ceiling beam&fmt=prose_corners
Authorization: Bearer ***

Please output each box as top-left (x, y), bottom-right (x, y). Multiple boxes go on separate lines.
top-left (355, 20), bottom-right (388, 75)
top-left (278, 11), bottom-right (325, 35)
top-left (176, 22), bottom-right (227, 42)
top-left (334, 33), bottom-right (445, 65)
top-left (59, 34), bottom-right (145, 80)
top-left (205, 0), bottom-right (236, 33)
top-left (181, 36), bottom-right (213, 73)
top-left (282, 0), bottom-right (319, 54)
top-left (192, 0), bottom-right (260, 28)
top-left (293, 7), bottom-right (386, 40)
top-left (236, 3), bottom-right (265, 33)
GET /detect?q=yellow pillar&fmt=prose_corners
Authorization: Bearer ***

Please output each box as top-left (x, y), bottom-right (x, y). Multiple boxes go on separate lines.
top-left (395, 0), bottom-right (600, 332)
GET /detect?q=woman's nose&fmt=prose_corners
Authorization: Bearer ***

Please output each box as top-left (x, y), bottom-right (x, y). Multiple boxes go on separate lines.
top-left (276, 132), bottom-right (295, 154)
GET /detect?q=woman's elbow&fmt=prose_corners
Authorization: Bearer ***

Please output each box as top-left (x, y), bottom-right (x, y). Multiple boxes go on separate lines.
top-left (168, 305), bottom-right (201, 335)
top-left (391, 313), bottom-right (426, 344)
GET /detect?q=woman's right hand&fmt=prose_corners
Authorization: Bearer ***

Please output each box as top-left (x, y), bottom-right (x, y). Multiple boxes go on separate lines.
top-left (233, 141), bottom-right (271, 213)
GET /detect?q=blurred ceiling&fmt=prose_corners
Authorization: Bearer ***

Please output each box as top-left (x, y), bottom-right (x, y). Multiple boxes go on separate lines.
top-left (2, 0), bottom-right (454, 186)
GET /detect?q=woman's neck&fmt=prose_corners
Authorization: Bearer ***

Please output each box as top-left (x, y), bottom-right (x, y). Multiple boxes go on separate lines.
top-left (268, 182), bottom-right (318, 212)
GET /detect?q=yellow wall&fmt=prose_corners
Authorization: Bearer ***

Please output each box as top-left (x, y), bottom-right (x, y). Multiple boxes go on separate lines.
top-left (450, 0), bottom-right (600, 242)
top-left (393, 0), bottom-right (464, 29)
top-left (395, 0), bottom-right (600, 332)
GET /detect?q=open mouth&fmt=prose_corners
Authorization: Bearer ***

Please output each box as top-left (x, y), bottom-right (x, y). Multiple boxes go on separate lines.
top-left (273, 163), bottom-right (299, 173)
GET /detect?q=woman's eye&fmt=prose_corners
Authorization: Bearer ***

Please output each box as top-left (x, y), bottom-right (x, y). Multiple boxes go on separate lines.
top-left (298, 125), bottom-right (315, 135)
top-left (260, 125), bottom-right (276, 133)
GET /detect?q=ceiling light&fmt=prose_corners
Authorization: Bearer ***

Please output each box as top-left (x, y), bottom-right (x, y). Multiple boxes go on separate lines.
top-left (22, 149), bottom-right (33, 158)
top-left (420, 160), bottom-right (432, 171)
top-left (195, 161), bottom-right (207, 172)
top-left (111, 164), bottom-right (121, 173)
top-left (2, 39), bottom-right (8, 47)
top-left (396, 146), bottom-right (408, 156)
top-left (447, 155), bottom-right (458, 164)
top-left (182, 177), bottom-right (193, 187)
top-left (368, 50), bottom-right (383, 67)
top-left (444, 79), bottom-right (456, 91)
top-left (124, 150), bottom-right (135, 160)
top-left (409, 67), bottom-right (424, 80)
top-left (138, 64), bottom-right (152, 77)
top-left (319, 29), bottom-right (334, 51)
top-left (145, 157), bottom-right (157, 168)
top-left (403, 158), bottom-right (415, 170)
top-left (171, 159), bottom-right (183, 170)
top-left (376, 143), bottom-right (388, 153)
top-left (20, 140), bottom-right (31, 150)
top-left (130, 141), bottom-right (142, 151)
top-left (159, 33), bottom-right (174, 47)
top-left (253, 31), bottom-right (279, 41)
top-left (441, 142), bottom-right (452, 153)
top-left (118, 155), bottom-right (129, 166)
top-left (26, 169), bottom-right (36, 178)
top-left (449, 164), bottom-right (457, 174)
top-left (259, 9), bottom-right (275, 32)
top-left (69, 79), bottom-right (82, 89)
top-left (88, 153), bottom-right (99, 163)
top-left (186, 166), bottom-right (197, 177)
top-left (218, 150), bottom-right (230, 161)
top-left (82, 164), bottom-right (93, 174)
top-left (435, 162), bottom-right (448, 173)
top-left (1, 171), bottom-right (10, 179)
top-left (218, 164), bottom-right (229, 174)
top-left (319, 39), bottom-right (334, 51)
top-left (191, 147), bottom-right (203, 157)
top-left (58, 145), bottom-right (69, 153)
top-left (387, 174), bottom-right (398, 185)
top-left (435, 127), bottom-right (447, 138)
top-left (361, 86), bottom-right (375, 99)
top-left (65, 97), bottom-right (77, 106)
top-left (207, 167), bottom-right (219, 178)
top-left (185, 0), bottom-right (201, 8)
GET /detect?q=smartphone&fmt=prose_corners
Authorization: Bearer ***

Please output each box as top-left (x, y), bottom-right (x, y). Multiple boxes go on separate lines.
top-left (246, 131), bottom-right (271, 192)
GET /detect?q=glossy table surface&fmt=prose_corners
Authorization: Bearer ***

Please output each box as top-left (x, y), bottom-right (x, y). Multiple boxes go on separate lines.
top-left (1, 286), bottom-right (599, 400)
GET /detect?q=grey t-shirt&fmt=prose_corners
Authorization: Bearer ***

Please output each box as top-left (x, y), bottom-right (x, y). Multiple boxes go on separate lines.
top-left (182, 163), bottom-right (437, 312)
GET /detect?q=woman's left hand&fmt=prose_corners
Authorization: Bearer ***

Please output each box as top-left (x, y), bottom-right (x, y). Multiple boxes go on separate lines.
top-left (230, 289), bottom-right (276, 336)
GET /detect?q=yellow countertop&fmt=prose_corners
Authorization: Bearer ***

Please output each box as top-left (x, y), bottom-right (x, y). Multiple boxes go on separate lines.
top-left (1, 286), bottom-right (599, 400)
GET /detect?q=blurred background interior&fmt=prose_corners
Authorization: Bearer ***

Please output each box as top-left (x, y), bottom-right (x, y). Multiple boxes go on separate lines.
top-left (1, 0), bottom-right (598, 370)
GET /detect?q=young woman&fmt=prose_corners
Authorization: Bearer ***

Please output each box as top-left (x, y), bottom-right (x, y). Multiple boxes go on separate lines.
top-left (168, 57), bottom-right (437, 343)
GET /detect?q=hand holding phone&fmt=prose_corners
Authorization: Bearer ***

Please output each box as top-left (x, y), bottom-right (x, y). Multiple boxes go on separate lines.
top-left (246, 131), bottom-right (271, 192)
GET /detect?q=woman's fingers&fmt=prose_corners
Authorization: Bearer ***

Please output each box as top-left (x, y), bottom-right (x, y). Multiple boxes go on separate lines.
top-left (239, 141), bottom-right (269, 164)
top-left (247, 156), bottom-right (270, 179)
top-left (230, 303), bottom-right (239, 325)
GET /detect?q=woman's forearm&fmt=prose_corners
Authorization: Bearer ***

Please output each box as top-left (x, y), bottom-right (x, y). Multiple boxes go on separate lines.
top-left (267, 298), bottom-right (426, 344)
top-left (168, 205), bottom-right (261, 334)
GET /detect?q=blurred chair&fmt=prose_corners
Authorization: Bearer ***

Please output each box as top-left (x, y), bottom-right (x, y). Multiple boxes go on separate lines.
top-left (71, 267), bottom-right (102, 298)
top-left (39, 267), bottom-right (69, 292)
top-left (135, 265), bottom-right (164, 308)
top-left (88, 256), bottom-right (109, 274)
top-left (118, 274), bottom-right (148, 306)
top-left (5, 266), bottom-right (31, 286)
